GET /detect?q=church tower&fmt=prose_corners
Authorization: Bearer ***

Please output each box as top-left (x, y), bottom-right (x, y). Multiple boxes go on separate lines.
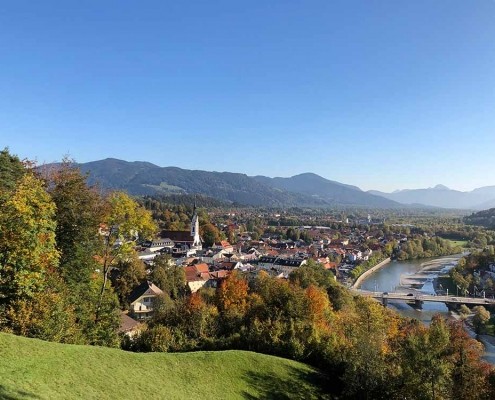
top-left (190, 201), bottom-right (202, 250)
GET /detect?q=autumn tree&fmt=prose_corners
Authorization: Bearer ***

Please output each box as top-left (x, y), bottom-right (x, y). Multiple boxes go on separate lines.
top-left (289, 259), bottom-right (335, 290)
top-left (44, 160), bottom-right (124, 345)
top-left (340, 296), bottom-right (394, 399)
top-left (149, 254), bottom-right (187, 300)
top-left (45, 159), bottom-right (107, 286)
top-left (200, 222), bottom-right (223, 247)
top-left (217, 271), bottom-right (248, 315)
top-left (448, 320), bottom-right (491, 400)
top-left (472, 306), bottom-right (491, 334)
top-left (183, 292), bottom-right (218, 340)
top-left (216, 271), bottom-right (248, 335)
top-left (0, 162), bottom-right (77, 341)
top-left (0, 172), bottom-right (59, 304)
top-left (111, 254), bottom-right (146, 308)
top-left (399, 316), bottom-right (452, 400)
top-left (95, 191), bottom-right (156, 322)
top-left (0, 148), bottom-right (25, 196)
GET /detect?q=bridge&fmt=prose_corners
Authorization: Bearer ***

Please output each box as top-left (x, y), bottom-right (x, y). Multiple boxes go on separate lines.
top-left (353, 289), bottom-right (495, 309)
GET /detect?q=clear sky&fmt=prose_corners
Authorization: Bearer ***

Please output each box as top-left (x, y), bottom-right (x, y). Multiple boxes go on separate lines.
top-left (1, 0), bottom-right (495, 192)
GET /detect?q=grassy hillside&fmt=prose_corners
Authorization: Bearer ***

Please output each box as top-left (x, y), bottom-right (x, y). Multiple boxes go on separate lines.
top-left (0, 333), bottom-right (330, 400)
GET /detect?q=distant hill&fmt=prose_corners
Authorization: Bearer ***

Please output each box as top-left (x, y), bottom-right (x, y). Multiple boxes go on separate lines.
top-left (253, 173), bottom-right (400, 208)
top-left (76, 158), bottom-right (328, 207)
top-left (369, 184), bottom-right (495, 210)
top-left (142, 193), bottom-right (232, 208)
top-left (0, 332), bottom-right (329, 399)
top-left (49, 158), bottom-right (403, 208)
top-left (464, 208), bottom-right (495, 229)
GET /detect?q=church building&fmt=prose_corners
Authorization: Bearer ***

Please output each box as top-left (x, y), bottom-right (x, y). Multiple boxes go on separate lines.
top-left (159, 204), bottom-right (203, 255)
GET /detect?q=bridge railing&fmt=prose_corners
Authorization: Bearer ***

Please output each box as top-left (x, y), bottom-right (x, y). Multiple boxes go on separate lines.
top-left (353, 289), bottom-right (495, 305)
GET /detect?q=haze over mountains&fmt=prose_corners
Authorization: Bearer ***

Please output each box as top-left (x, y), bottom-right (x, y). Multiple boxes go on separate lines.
top-left (66, 158), bottom-right (495, 210)
top-left (369, 185), bottom-right (495, 210)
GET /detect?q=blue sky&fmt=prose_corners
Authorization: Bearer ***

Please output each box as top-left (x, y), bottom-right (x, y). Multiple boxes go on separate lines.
top-left (1, 0), bottom-right (494, 192)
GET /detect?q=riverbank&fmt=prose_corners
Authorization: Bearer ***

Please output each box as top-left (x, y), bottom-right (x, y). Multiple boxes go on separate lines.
top-left (351, 257), bottom-right (391, 289)
top-left (400, 256), bottom-right (460, 288)
top-left (357, 254), bottom-right (495, 365)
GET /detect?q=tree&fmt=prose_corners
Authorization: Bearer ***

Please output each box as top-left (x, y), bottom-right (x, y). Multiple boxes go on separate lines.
top-left (289, 259), bottom-right (335, 290)
top-left (399, 316), bottom-right (452, 400)
top-left (183, 292), bottom-right (218, 340)
top-left (46, 159), bottom-right (106, 286)
top-left (45, 160), bottom-right (125, 345)
top-left (5, 271), bottom-right (80, 343)
top-left (0, 168), bottom-right (78, 342)
top-left (448, 320), bottom-right (490, 400)
top-left (200, 222), bottom-right (222, 247)
top-left (95, 191), bottom-right (156, 322)
top-left (149, 254), bottom-right (187, 300)
top-left (459, 304), bottom-right (471, 321)
top-left (111, 254), bottom-right (146, 308)
top-left (0, 148), bottom-right (25, 196)
top-left (217, 271), bottom-right (248, 315)
top-left (472, 306), bottom-right (490, 334)
top-left (340, 296), bottom-right (392, 399)
top-left (0, 172), bottom-right (59, 304)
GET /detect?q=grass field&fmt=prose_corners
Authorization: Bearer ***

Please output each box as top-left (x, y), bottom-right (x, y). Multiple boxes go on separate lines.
top-left (0, 333), bottom-right (330, 400)
top-left (444, 239), bottom-right (469, 248)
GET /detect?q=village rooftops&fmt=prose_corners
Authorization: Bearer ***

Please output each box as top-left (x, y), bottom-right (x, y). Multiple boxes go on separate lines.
top-left (274, 258), bottom-right (306, 267)
top-left (159, 230), bottom-right (194, 243)
top-left (119, 312), bottom-right (141, 335)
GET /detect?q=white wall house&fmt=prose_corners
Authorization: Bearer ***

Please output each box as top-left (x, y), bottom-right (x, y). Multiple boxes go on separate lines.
top-left (129, 281), bottom-right (163, 320)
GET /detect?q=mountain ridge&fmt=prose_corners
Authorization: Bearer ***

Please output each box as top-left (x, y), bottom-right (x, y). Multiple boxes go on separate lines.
top-left (47, 158), bottom-right (402, 208)
top-left (369, 185), bottom-right (495, 210)
top-left (44, 158), bottom-right (495, 209)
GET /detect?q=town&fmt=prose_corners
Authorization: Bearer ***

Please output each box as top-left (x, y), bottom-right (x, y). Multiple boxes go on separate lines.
top-left (123, 203), bottom-right (463, 328)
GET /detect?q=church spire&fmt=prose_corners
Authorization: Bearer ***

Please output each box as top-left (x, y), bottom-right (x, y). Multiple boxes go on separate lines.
top-left (190, 198), bottom-right (201, 250)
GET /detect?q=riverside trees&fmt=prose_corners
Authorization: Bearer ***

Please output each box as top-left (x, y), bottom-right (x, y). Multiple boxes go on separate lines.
top-left (128, 260), bottom-right (495, 399)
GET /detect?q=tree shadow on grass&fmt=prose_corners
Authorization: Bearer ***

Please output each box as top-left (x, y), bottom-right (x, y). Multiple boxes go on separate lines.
top-left (242, 365), bottom-right (334, 400)
top-left (0, 385), bottom-right (41, 400)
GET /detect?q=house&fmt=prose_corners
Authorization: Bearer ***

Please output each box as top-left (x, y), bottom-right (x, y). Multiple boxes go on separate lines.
top-left (137, 248), bottom-right (160, 261)
top-left (274, 257), bottom-right (307, 277)
top-left (319, 261), bottom-right (337, 271)
top-left (238, 249), bottom-right (259, 262)
top-left (213, 240), bottom-right (234, 252)
top-left (142, 238), bottom-right (174, 252)
top-left (215, 260), bottom-right (243, 271)
top-left (119, 312), bottom-right (141, 337)
top-left (258, 255), bottom-right (278, 270)
top-left (128, 281), bottom-right (163, 320)
top-left (207, 270), bottom-right (230, 288)
top-left (362, 248), bottom-right (373, 260)
top-left (184, 264), bottom-right (210, 293)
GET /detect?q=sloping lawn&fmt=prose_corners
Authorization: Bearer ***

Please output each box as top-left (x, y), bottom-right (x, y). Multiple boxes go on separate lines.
top-left (0, 333), bottom-right (331, 399)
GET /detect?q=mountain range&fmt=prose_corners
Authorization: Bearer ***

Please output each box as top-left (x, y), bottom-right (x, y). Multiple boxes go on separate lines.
top-left (369, 185), bottom-right (495, 210)
top-left (72, 158), bottom-right (399, 208)
top-left (62, 158), bottom-right (495, 210)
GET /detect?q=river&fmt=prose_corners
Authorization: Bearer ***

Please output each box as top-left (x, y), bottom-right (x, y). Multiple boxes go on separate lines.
top-left (358, 255), bottom-right (495, 364)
